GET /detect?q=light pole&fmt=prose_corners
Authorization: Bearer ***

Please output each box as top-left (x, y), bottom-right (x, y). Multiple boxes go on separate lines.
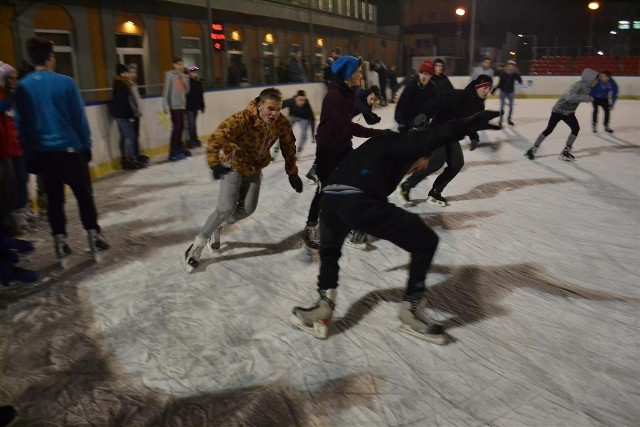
top-left (588, 1), bottom-right (600, 55)
top-left (455, 7), bottom-right (465, 58)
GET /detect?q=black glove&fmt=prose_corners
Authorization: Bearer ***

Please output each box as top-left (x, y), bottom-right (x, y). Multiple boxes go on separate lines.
top-left (288, 174), bottom-right (303, 193)
top-left (413, 113), bottom-right (428, 128)
top-left (457, 110), bottom-right (501, 134)
top-left (212, 164), bottom-right (231, 180)
top-left (81, 150), bottom-right (92, 163)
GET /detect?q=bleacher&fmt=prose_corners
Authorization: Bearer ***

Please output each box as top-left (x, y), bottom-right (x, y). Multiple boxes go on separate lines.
top-left (529, 56), bottom-right (639, 76)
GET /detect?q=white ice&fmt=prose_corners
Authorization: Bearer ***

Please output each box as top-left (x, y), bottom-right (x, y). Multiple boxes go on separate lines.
top-left (39, 98), bottom-right (640, 424)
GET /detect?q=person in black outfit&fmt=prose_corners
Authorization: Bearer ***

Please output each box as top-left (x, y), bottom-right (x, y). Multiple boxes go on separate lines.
top-left (396, 74), bottom-right (493, 207)
top-left (290, 110), bottom-right (501, 343)
top-left (111, 64), bottom-right (144, 170)
top-left (394, 60), bottom-right (437, 132)
top-left (185, 66), bottom-right (205, 148)
top-left (492, 60), bottom-right (522, 126)
top-left (431, 58), bottom-right (454, 94)
top-left (373, 60), bottom-right (388, 106)
top-left (387, 64), bottom-right (400, 103)
top-left (354, 85), bottom-right (381, 125)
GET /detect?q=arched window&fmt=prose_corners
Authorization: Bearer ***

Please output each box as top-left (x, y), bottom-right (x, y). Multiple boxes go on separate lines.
top-left (34, 5), bottom-right (76, 79)
top-left (181, 19), bottom-right (203, 70)
top-left (115, 15), bottom-right (146, 93)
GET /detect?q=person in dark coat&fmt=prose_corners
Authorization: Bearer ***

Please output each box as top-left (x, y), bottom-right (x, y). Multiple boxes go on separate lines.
top-left (394, 60), bottom-right (437, 131)
top-left (290, 110), bottom-right (501, 343)
top-left (354, 85), bottom-right (381, 125)
top-left (396, 74), bottom-right (493, 207)
top-left (431, 58), bottom-right (454, 94)
top-left (185, 66), bottom-right (205, 148)
top-left (303, 56), bottom-right (384, 250)
top-left (111, 64), bottom-right (144, 170)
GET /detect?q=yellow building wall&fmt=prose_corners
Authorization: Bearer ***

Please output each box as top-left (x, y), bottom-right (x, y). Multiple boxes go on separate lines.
top-left (87, 6), bottom-right (108, 99)
top-left (155, 16), bottom-right (173, 79)
top-left (34, 4), bottom-right (74, 30)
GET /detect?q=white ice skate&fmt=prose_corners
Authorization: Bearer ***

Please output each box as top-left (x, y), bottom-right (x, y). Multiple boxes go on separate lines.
top-left (397, 300), bottom-right (448, 345)
top-left (290, 289), bottom-right (337, 339)
top-left (184, 236), bottom-right (206, 273)
top-left (54, 234), bottom-right (71, 269)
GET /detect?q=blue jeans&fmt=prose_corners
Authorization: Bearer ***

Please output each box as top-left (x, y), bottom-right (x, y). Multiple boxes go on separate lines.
top-left (288, 116), bottom-right (311, 152)
top-left (115, 118), bottom-right (136, 158)
top-left (186, 110), bottom-right (199, 145)
top-left (499, 91), bottom-right (515, 120)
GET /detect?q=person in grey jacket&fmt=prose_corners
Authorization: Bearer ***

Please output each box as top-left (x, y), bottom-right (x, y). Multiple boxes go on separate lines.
top-left (162, 57), bottom-right (190, 161)
top-left (525, 68), bottom-right (598, 162)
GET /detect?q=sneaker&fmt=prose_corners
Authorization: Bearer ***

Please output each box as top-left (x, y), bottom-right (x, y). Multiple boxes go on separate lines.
top-left (395, 182), bottom-right (412, 207)
top-left (290, 289), bottom-right (337, 339)
top-left (427, 188), bottom-right (447, 207)
top-left (305, 166), bottom-right (318, 185)
top-left (184, 236), bottom-right (207, 272)
top-left (137, 154), bottom-right (150, 165)
top-left (304, 225), bottom-right (320, 250)
top-left (525, 146), bottom-right (537, 160)
top-left (604, 126), bottom-right (614, 134)
top-left (208, 227), bottom-right (222, 252)
top-left (398, 299), bottom-right (447, 345)
top-left (469, 139), bottom-right (479, 151)
top-left (345, 230), bottom-right (368, 250)
top-left (559, 146), bottom-right (575, 162)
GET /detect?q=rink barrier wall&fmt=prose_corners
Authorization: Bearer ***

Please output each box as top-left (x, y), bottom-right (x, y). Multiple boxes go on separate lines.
top-left (79, 76), bottom-right (638, 181)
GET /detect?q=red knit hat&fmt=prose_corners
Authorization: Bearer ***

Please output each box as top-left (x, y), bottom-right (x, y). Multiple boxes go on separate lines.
top-left (419, 60), bottom-right (433, 75)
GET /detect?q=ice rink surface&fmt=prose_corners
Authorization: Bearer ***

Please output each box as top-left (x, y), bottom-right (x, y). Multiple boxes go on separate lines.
top-left (1, 97), bottom-right (639, 426)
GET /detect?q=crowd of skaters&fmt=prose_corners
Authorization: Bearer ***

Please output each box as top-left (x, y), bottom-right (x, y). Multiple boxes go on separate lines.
top-left (0, 37), bottom-right (621, 346)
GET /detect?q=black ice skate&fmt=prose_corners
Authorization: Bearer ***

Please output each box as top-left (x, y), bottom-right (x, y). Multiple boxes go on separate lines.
top-left (88, 229), bottom-right (109, 263)
top-left (525, 146), bottom-right (537, 160)
top-left (559, 147), bottom-right (575, 162)
top-left (397, 300), bottom-right (448, 345)
top-left (605, 126), bottom-right (614, 134)
top-left (305, 165), bottom-right (318, 185)
top-left (345, 230), bottom-right (368, 250)
top-left (427, 188), bottom-right (447, 207)
top-left (290, 289), bottom-right (337, 339)
top-left (208, 227), bottom-right (221, 253)
top-left (469, 138), bottom-right (479, 151)
top-left (508, 119), bottom-right (515, 126)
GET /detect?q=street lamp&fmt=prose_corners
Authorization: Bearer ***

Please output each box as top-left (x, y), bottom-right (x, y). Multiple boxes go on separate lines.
top-left (455, 7), bottom-right (465, 57)
top-left (588, 1), bottom-right (600, 55)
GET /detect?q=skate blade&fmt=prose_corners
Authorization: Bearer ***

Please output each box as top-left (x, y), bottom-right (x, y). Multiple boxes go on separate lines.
top-left (427, 197), bottom-right (447, 207)
top-left (398, 323), bottom-right (449, 345)
top-left (559, 156), bottom-right (575, 162)
top-left (345, 241), bottom-right (367, 250)
top-left (289, 314), bottom-right (329, 339)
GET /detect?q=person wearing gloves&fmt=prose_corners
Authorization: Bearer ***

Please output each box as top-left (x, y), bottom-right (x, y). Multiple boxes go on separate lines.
top-left (290, 110), bottom-right (501, 344)
top-left (14, 38), bottom-right (109, 266)
top-left (302, 56), bottom-right (385, 250)
top-left (183, 87), bottom-right (303, 272)
top-left (589, 69), bottom-right (618, 133)
top-left (525, 68), bottom-right (598, 162)
top-left (394, 59), bottom-right (437, 132)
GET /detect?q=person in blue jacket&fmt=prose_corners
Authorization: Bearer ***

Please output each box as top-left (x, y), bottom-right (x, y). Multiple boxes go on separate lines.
top-left (589, 69), bottom-right (618, 134)
top-left (14, 38), bottom-right (109, 265)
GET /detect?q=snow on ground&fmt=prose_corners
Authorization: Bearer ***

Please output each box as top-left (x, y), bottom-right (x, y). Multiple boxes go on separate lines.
top-left (1, 97), bottom-right (639, 426)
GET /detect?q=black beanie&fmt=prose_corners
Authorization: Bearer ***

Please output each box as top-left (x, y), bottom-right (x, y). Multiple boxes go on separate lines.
top-left (434, 58), bottom-right (445, 66)
top-left (116, 63), bottom-right (128, 75)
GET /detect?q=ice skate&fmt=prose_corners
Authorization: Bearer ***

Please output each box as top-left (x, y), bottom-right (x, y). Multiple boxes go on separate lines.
top-left (469, 138), bottom-right (479, 151)
top-left (303, 225), bottom-right (320, 251)
top-left (395, 182), bottom-right (413, 207)
top-left (559, 146), bottom-right (575, 162)
top-left (605, 126), bottom-right (614, 134)
top-left (305, 165), bottom-right (318, 185)
top-left (592, 123), bottom-right (597, 133)
top-left (54, 234), bottom-right (72, 269)
top-left (184, 236), bottom-right (206, 273)
top-left (427, 188), bottom-right (447, 207)
top-left (88, 229), bottom-right (109, 263)
top-left (208, 227), bottom-right (221, 253)
top-left (345, 230), bottom-right (368, 250)
top-left (290, 289), bottom-right (337, 339)
top-left (397, 300), bottom-right (448, 345)
top-left (525, 146), bottom-right (537, 160)
top-left (508, 119), bottom-right (515, 126)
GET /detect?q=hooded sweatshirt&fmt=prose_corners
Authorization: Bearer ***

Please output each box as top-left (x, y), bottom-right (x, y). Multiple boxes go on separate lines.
top-left (552, 69), bottom-right (597, 115)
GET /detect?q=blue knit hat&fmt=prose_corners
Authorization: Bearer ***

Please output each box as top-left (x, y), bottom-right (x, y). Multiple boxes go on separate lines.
top-left (331, 56), bottom-right (361, 80)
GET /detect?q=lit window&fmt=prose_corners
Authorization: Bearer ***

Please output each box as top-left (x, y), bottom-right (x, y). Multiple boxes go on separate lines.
top-left (633, 21), bottom-right (640, 30)
top-left (618, 20), bottom-right (630, 30)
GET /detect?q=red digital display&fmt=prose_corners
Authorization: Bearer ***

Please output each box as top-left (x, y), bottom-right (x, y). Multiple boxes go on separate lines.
top-left (211, 22), bottom-right (225, 51)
